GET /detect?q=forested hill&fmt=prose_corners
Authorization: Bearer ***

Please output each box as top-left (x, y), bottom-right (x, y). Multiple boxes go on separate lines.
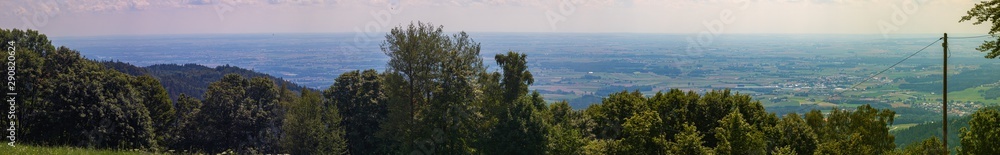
top-left (101, 61), bottom-right (311, 100)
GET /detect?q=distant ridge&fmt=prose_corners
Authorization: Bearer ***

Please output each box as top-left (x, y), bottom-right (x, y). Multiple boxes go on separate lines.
top-left (101, 61), bottom-right (312, 100)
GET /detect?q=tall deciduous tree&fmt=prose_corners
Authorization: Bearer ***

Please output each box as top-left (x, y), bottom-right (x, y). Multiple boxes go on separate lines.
top-left (194, 74), bottom-right (282, 153)
top-left (281, 89), bottom-right (347, 154)
top-left (326, 69), bottom-right (387, 155)
top-left (17, 46), bottom-right (156, 149)
top-left (496, 51), bottom-right (533, 102)
top-left (481, 51), bottom-right (548, 155)
top-left (168, 93), bottom-right (202, 150)
top-left (134, 75), bottom-right (175, 147)
top-left (379, 22), bottom-right (485, 154)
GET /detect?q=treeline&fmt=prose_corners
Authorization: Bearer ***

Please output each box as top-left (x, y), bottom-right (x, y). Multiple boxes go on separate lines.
top-left (540, 61), bottom-right (682, 77)
top-left (3, 23), bottom-right (1000, 154)
top-left (899, 64), bottom-right (1000, 93)
top-left (101, 61), bottom-right (310, 100)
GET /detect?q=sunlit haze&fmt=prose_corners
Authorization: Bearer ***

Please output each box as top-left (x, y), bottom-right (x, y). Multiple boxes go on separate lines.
top-left (0, 0), bottom-right (992, 36)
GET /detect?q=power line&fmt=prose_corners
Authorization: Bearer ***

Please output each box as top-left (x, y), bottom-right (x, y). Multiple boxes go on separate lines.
top-left (949, 34), bottom-right (993, 39)
top-left (826, 38), bottom-right (942, 102)
top-left (847, 38), bottom-right (941, 91)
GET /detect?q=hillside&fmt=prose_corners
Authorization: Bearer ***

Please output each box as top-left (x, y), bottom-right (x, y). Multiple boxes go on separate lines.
top-left (891, 106), bottom-right (1000, 152)
top-left (891, 115), bottom-right (969, 151)
top-left (102, 61), bottom-right (311, 100)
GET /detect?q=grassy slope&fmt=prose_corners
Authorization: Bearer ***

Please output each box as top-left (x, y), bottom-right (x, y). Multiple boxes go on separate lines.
top-left (0, 145), bottom-right (144, 155)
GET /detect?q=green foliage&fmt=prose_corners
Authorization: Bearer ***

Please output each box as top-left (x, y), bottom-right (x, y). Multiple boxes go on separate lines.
top-left (191, 74), bottom-right (283, 153)
top-left (960, 0), bottom-right (1000, 58)
top-left (281, 89), bottom-right (347, 154)
top-left (483, 92), bottom-right (550, 154)
top-left (775, 113), bottom-right (818, 155)
top-left (958, 107), bottom-right (1000, 155)
top-left (133, 75), bottom-right (174, 147)
top-left (496, 51), bottom-right (533, 102)
top-left (810, 105), bottom-right (897, 155)
top-left (713, 109), bottom-right (766, 155)
top-left (101, 62), bottom-right (309, 100)
top-left (771, 146), bottom-right (795, 155)
top-left (478, 51), bottom-right (551, 155)
top-left (547, 124), bottom-right (586, 155)
top-left (898, 65), bottom-right (1000, 93)
top-left (668, 123), bottom-right (712, 155)
top-left (166, 94), bottom-right (201, 150)
top-left (379, 22), bottom-right (486, 154)
top-left (700, 90), bottom-right (777, 147)
top-left (805, 109), bottom-right (826, 140)
top-left (581, 139), bottom-right (618, 155)
top-left (648, 89), bottom-right (699, 141)
top-left (981, 87), bottom-right (1000, 100)
top-left (6, 39), bottom-right (157, 149)
top-left (550, 101), bottom-right (575, 127)
top-left (326, 69), bottom-right (388, 155)
top-left (891, 116), bottom-right (967, 151)
top-left (587, 90), bottom-right (647, 139)
top-left (902, 136), bottom-right (948, 155)
top-left (851, 105), bottom-right (897, 153)
top-left (618, 110), bottom-right (669, 154)
top-left (547, 101), bottom-right (587, 155)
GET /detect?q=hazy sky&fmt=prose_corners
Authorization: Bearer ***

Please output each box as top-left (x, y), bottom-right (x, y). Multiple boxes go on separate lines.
top-left (0, 0), bottom-right (992, 37)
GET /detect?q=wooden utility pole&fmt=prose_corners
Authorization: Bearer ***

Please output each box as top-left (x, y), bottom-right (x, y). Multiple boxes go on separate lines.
top-left (942, 33), bottom-right (948, 151)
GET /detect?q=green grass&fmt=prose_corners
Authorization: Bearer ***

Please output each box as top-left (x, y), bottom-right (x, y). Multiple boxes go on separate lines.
top-left (0, 145), bottom-right (145, 155)
top-left (948, 86), bottom-right (994, 104)
top-left (889, 123), bottom-right (919, 132)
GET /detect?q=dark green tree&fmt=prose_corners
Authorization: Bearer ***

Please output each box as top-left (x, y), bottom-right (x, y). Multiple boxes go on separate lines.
top-left (550, 101), bottom-right (575, 127)
top-left (804, 109), bottom-right (827, 140)
top-left (193, 74), bottom-right (282, 153)
top-left (849, 104), bottom-right (897, 153)
top-left (618, 110), bottom-right (669, 154)
top-left (587, 90), bottom-right (646, 140)
top-left (15, 46), bottom-right (157, 149)
top-left (771, 146), bottom-right (795, 155)
top-left (133, 75), bottom-right (175, 147)
top-left (668, 123), bottom-right (712, 155)
top-left (281, 89), bottom-right (347, 154)
top-left (167, 93), bottom-right (202, 150)
top-left (713, 109), bottom-right (766, 155)
top-left (483, 92), bottom-right (550, 154)
top-left (957, 107), bottom-right (1000, 155)
top-left (325, 69), bottom-right (387, 155)
top-left (903, 137), bottom-right (948, 155)
top-left (694, 89), bottom-right (776, 147)
top-left (478, 51), bottom-right (551, 154)
top-left (546, 101), bottom-right (586, 155)
top-left (496, 51), bottom-right (533, 102)
top-left (812, 105), bottom-right (896, 155)
top-left (647, 89), bottom-right (699, 141)
top-left (774, 113), bottom-right (818, 155)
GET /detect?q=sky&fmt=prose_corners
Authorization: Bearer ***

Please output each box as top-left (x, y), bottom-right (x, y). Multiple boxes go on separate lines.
top-left (0, 0), bottom-right (992, 37)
